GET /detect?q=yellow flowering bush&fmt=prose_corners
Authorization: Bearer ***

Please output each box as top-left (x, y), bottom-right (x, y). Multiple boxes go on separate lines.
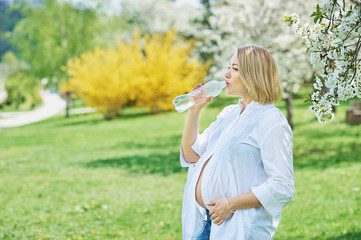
top-left (62, 29), bottom-right (208, 119)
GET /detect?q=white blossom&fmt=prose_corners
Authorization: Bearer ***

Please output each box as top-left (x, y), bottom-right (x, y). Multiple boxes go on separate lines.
top-left (193, 0), bottom-right (327, 99)
top-left (120, 0), bottom-right (201, 36)
top-left (285, 0), bottom-right (361, 123)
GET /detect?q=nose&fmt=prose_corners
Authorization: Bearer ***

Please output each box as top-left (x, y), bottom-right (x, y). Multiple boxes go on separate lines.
top-left (225, 69), bottom-right (231, 79)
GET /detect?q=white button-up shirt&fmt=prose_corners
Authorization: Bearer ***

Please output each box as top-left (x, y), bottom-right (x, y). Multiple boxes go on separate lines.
top-left (180, 101), bottom-right (294, 240)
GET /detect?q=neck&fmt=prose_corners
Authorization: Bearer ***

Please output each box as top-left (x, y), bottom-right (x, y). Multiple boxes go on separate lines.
top-left (241, 95), bottom-right (254, 112)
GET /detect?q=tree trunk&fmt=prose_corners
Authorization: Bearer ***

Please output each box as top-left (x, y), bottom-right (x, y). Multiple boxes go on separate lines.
top-left (285, 88), bottom-right (293, 129)
top-left (64, 92), bottom-right (72, 118)
top-left (65, 105), bottom-right (69, 118)
top-left (105, 108), bottom-right (119, 120)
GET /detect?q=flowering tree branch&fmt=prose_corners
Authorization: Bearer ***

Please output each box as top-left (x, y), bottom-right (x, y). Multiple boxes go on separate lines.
top-left (284, 0), bottom-right (361, 123)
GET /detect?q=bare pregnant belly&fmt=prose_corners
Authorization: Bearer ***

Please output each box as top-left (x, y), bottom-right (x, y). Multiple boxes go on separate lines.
top-left (195, 157), bottom-right (211, 209)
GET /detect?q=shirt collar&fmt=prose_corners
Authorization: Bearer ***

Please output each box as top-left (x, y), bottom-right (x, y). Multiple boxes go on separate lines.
top-left (238, 98), bottom-right (262, 113)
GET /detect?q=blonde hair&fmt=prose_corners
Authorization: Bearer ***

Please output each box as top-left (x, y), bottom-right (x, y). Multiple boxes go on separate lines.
top-left (237, 46), bottom-right (282, 104)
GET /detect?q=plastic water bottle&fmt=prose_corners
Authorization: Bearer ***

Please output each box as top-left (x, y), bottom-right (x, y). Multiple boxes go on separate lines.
top-left (172, 81), bottom-right (227, 113)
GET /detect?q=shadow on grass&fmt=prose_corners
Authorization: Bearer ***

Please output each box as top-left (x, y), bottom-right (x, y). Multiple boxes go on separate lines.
top-left (86, 151), bottom-right (186, 176)
top-left (293, 125), bottom-right (361, 169)
top-left (293, 149), bottom-right (361, 169)
top-left (55, 118), bottom-right (105, 127)
top-left (54, 109), bottom-right (152, 127)
top-left (51, 113), bottom-right (105, 127)
top-left (107, 134), bottom-right (182, 151)
top-left (324, 231), bottom-right (361, 240)
top-left (117, 111), bottom-right (152, 119)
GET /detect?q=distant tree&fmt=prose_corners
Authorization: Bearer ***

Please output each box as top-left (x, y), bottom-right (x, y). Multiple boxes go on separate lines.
top-left (0, 1), bottom-right (23, 58)
top-left (62, 29), bottom-right (208, 119)
top-left (5, 0), bottom-right (101, 88)
top-left (0, 51), bottom-right (27, 76)
top-left (121, 0), bottom-right (201, 36)
top-left (2, 71), bottom-right (41, 110)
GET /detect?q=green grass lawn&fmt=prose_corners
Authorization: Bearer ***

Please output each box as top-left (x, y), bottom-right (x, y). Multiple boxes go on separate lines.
top-left (0, 94), bottom-right (360, 240)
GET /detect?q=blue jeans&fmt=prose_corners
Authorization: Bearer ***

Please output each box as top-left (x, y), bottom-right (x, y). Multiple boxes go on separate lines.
top-left (196, 209), bottom-right (212, 240)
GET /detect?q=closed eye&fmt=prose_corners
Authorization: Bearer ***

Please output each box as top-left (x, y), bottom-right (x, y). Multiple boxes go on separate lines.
top-left (228, 66), bottom-right (238, 71)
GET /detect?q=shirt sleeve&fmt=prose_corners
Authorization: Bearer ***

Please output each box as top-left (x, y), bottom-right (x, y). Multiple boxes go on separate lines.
top-left (180, 105), bottom-right (236, 168)
top-left (251, 122), bottom-right (295, 217)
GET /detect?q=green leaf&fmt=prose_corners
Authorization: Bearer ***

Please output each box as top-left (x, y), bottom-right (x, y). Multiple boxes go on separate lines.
top-left (304, 95), bottom-right (312, 103)
top-left (314, 16), bottom-right (319, 24)
top-left (282, 16), bottom-right (290, 23)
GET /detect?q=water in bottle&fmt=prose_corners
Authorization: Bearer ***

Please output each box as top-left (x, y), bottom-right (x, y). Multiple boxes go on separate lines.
top-left (172, 80), bottom-right (227, 113)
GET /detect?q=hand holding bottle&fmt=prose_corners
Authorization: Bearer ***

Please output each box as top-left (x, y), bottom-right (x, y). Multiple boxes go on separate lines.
top-left (172, 81), bottom-right (226, 113)
top-left (188, 83), bottom-right (213, 113)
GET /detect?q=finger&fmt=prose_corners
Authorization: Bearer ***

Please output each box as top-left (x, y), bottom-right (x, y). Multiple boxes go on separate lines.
top-left (213, 217), bottom-right (223, 226)
top-left (209, 210), bottom-right (215, 217)
top-left (196, 83), bottom-right (204, 88)
top-left (191, 83), bottom-right (204, 91)
top-left (207, 201), bottom-right (216, 206)
top-left (210, 212), bottom-right (219, 220)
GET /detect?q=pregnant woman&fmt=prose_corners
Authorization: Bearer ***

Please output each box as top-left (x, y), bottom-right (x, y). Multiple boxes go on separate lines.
top-left (179, 46), bottom-right (295, 240)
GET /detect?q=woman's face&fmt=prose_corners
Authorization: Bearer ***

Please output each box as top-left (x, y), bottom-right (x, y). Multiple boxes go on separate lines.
top-left (224, 54), bottom-right (247, 97)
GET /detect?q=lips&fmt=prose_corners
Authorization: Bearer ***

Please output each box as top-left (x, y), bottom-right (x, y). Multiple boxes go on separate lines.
top-left (225, 80), bottom-right (230, 87)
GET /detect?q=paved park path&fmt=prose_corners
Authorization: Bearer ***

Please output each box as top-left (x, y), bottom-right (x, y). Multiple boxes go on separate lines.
top-left (0, 90), bottom-right (66, 128)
